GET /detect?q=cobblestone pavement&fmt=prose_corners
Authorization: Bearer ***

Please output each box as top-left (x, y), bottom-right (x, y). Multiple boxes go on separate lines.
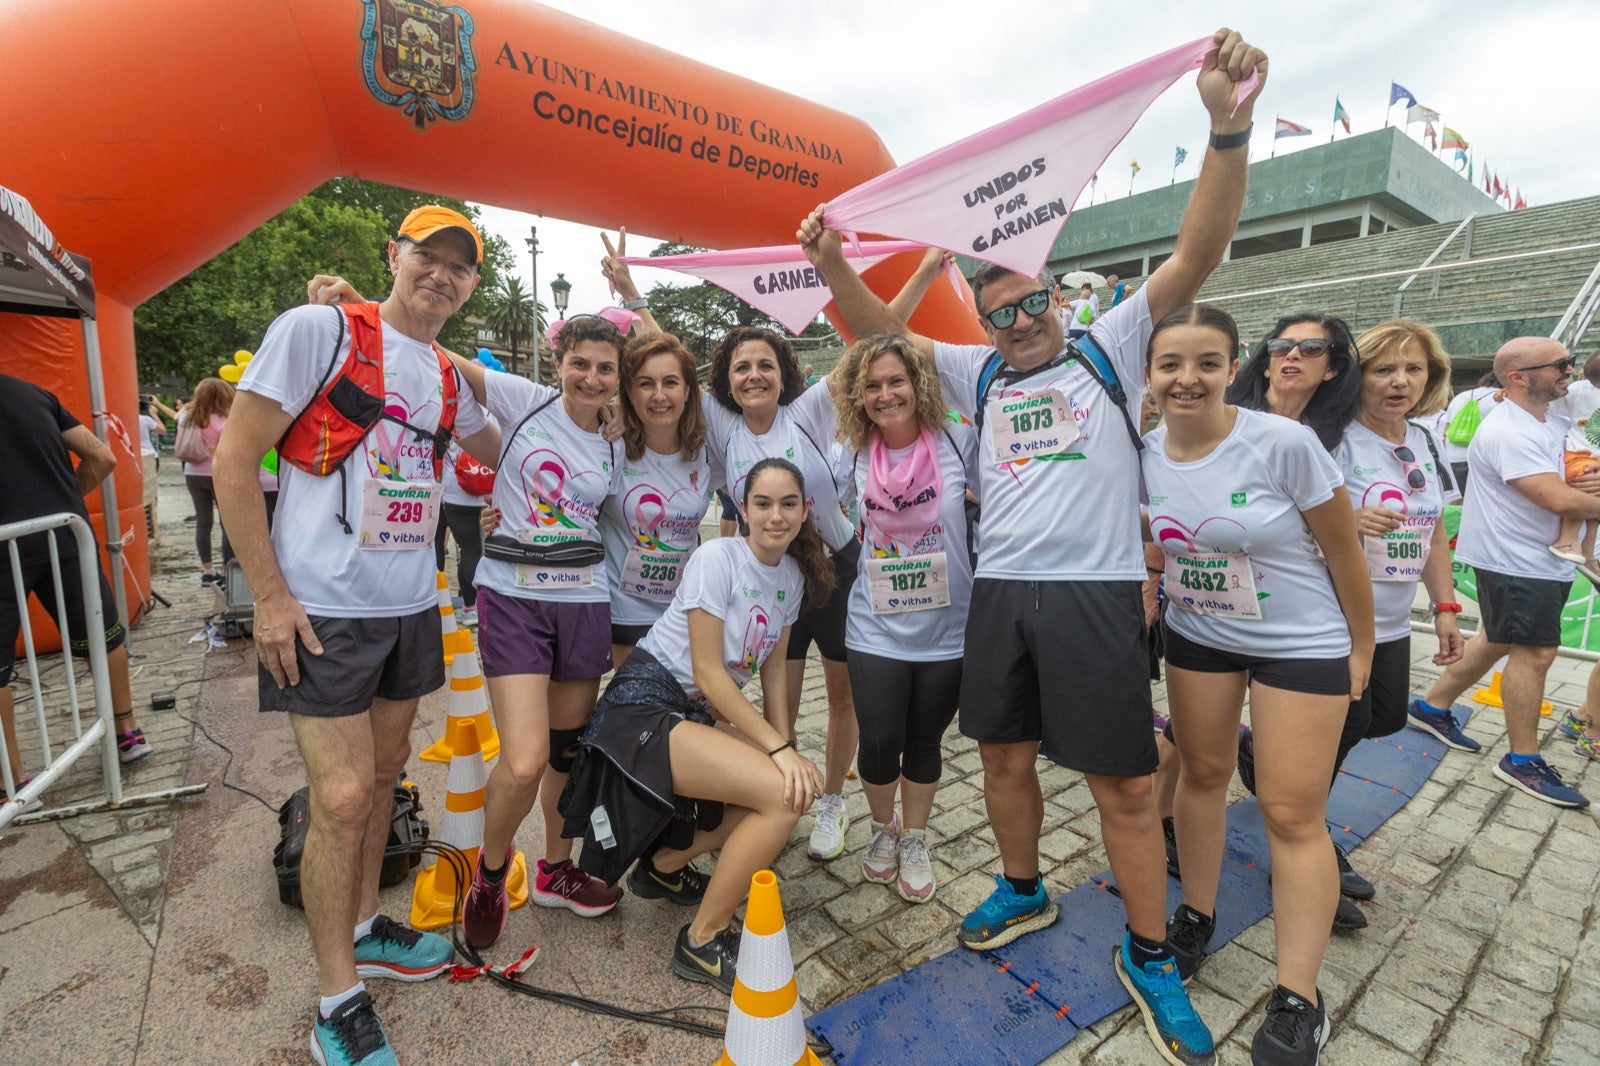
top-left (2, 466), bottom-right (1598, 1063)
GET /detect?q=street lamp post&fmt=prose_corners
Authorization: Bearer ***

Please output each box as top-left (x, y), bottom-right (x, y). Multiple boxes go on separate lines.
top-left (550, 271), bottom-right (572, 320)
top-left (525, 225), bottom-right (540, 381)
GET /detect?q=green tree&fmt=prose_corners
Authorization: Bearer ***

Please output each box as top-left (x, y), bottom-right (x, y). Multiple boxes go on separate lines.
top-left (133, 179), bottom-right (510, 390)
top-left (481, 276), bottom-right (544, 377)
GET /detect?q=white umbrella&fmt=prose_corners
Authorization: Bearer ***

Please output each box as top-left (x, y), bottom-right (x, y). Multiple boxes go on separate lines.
top-left (1059, 269), bottom-right (1107, 289)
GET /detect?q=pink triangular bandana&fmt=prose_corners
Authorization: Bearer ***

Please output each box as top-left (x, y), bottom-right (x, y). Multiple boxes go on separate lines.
top-left (618, 241), bottom-right (926, 334)
top-left (822, 37), bottom-right (1248, 277)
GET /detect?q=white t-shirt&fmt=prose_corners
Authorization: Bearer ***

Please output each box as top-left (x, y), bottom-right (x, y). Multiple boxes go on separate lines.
top-left (1456, 399), bottom-right (1572, 580)
top-left (139, 414), bottom-right (161, 457)
top-left (935, 286), bottom-right (1151, 581)
top-left (239, 303), bottom-right (487, 617)
top-left (1336, 420), bottom-right (1449, 642)
top-left (473, 373), bottom-right (620, 604)
top-left (703, 382), bottom-right (855, 553)
top-left (636, 537), bottom-right (803, 698)
top-left (1440, 387), bottom-right (1502, 465)
top-left (839, 420), bottom-right (977, 660)
top-left (601, 444), bottom-right (713, 626)
top-left (1065, 294), bottom-right (1099, 331)
top-left (1549, 378), bottom-right (1600, 457)
top-left (1144, 408), bottom-right (1350, 658)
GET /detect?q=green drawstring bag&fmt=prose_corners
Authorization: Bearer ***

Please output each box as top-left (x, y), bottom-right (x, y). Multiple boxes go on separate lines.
top-left (1445, 397), bottom-right (1482, 446)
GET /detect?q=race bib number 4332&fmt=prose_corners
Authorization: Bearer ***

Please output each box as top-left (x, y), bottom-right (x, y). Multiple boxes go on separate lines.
top-left (1163, 549), bottom-right (1260, 619)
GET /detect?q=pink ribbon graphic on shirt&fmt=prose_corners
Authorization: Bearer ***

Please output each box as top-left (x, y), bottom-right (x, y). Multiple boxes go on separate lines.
top-left (366, 398), bottom-right (441, 480)
top-left (516, 449), bottom-right (600, 529)
top-left (1360, 482), bottom-right (1411, 515)
top-left (738, 604), bottom-right (771, 674)
top-left (631, 489), bottom-right (667, 549)
top-left (821, 37), bottom-right (1258, 277)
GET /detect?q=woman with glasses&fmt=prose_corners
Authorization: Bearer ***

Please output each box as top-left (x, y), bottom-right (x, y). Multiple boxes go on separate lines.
top-left (1142, 303), bottom-right (1373, 1058)
top-left (1325, 319), bottom-right (1463, 909)
top-left (702, 326), bottom-right (863, 865)
top-left (829, 332), bottom-right (976, 902)
top-left (1226, 313), bottom-right (1362, 451)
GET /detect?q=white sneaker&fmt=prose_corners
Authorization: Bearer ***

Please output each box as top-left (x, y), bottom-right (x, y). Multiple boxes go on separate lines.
top-left (808, 793), bottom-right (848, 861)
top-left (897, 831), bottom-right (935, 903)
top-left (861, 817), bottom-right (900, 883)
top-left (457, 607), bottom-right (478, 627)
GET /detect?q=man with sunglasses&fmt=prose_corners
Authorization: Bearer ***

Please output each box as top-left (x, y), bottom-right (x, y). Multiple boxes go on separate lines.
top-left (216, 206), bottom-right (502, 1066)
top-left (1409, 338), bottom-right (1598, 809)
top-left (801, 27), bottom-right (1265, 1066)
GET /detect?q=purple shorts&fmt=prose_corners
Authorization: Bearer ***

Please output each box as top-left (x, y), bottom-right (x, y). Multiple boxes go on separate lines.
top-left (476, 587), bottom-right (612, 682)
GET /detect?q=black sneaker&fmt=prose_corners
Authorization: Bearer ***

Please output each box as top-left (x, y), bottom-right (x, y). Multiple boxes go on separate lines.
top-left (628, 855), bottom-right (708, 906)
top-left (1237, 727), bottom-right (1257, 796)
top-left (1334, 843), bottom-right (1374, 900)
top-left (1163, 816), bottom-right (1181, 879)
top-left (671, 923), bottom-right (738, 994)
top-left (1167, 903), bottom-right (1215, 982)
top-left (1251, 985), bottom-right (1328, 1065)
top-left (201, 571), bottom-right (224, 588)
top-left (1332, 896), bottom-right (1367, 932)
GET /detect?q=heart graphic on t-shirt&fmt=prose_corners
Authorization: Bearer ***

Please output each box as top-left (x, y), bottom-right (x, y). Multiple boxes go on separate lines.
top-left (1149, 514), bottom-right (1247, 553)
top-left (624, 481), bottom-right (706, 551)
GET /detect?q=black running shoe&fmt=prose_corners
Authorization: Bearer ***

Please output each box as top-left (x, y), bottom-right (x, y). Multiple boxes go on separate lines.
top-left (1167, 903), bottom-right (1215, 982)
top-left (1163, 816), bottom-right (1181, 880)
top-left (1251, 985), bottom-right (1328, 1065)
top-left (1332, 896), bottom-right (1367, 932)
top-left (1334, 843), bottom-right (1375, 900)
top-left (1237, 727), bottom-right (1257, 796)
top-left (628, 856), bottom-right (708, 906)
top-left (671, 923), bottom-right (738, 994)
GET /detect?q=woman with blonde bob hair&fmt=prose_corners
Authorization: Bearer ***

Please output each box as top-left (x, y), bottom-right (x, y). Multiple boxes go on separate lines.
top-left (831, 332), bottom-right (977, 902)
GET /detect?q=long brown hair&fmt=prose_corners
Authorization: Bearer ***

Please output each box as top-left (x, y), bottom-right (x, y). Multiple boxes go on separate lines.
top-left (833, 333), bottom-right (946, 451)
top-left (620, 331), bottom-right (706, 462)
top-left (185, 377), bottom-right (234, 428)
top-left (742, 458), bottom-right (835, 610)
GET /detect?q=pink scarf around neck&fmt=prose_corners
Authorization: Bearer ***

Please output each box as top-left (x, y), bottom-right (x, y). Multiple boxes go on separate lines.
top-left (861, 426), bottom-right (944, 550)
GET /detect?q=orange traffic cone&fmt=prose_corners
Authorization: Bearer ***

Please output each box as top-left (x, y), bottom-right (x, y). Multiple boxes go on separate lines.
top-left (410, 718), bottom-right (527, 930)
top-left (715, 870), bottom-right (824, 1066)
top-left (421, 628), bottom-right (501, 763)
top-left (1472, 663), bottom-right (1553, 717)
top-left (437, 571), bottom-right (459, 670)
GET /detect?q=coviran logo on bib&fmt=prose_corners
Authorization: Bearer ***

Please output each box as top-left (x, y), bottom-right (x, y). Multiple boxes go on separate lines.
top-left (361, 0), bottom-right (477, 129)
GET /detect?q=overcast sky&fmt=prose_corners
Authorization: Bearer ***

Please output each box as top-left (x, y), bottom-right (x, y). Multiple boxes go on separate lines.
top-left (476, 0), bottom-right (1599, 319)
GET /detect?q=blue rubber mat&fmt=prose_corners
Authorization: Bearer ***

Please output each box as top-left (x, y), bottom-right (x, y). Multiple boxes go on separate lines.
top-left (808, 703), bottom-right (1477, 1065)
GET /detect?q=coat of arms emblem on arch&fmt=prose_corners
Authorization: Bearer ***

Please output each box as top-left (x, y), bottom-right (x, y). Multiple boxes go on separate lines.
top-left (360, 0), bottom-right (477, 129)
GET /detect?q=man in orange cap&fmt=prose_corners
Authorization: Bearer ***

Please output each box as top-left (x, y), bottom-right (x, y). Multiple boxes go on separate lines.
top-left (216, 205), bottom-right (500, 1066)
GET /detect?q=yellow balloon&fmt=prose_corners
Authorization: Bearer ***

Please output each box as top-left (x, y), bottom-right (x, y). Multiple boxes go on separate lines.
top-left (219, 364), bottom-right (243, 383)
top-left (233, 349), bottom-right (253, 366)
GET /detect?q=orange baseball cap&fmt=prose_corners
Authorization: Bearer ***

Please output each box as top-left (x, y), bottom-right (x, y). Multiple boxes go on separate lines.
top-left (397, 205), bottom-right (483, 264)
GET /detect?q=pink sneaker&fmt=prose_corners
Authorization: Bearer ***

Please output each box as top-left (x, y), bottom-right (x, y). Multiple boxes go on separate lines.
top-left (462, 848), bottom-right (510, 950)
top-left (532, 858), bottom-right (622, 917)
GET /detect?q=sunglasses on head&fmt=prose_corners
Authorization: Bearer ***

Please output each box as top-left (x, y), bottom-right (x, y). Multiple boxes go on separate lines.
top-left (1265, 337), bottom-right (1334, 358)
top-left (984, 289), bottom-right (1052, 330)
top-left (1392, 445), bottom-right (1427, 494)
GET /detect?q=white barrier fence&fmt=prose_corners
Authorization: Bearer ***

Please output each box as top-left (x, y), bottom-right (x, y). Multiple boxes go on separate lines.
top-left (1, 513), bottom-right (203, 830)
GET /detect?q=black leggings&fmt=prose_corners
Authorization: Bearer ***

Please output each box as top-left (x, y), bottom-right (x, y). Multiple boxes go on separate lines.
top-left (185, 474), bottom-right (232, 567)
top-left (434, 503), bottom-right (485, 606)
top-left (1331, 635), bottom-right (1411, 790)
top-left (846, 650), bottom-right (962, 786)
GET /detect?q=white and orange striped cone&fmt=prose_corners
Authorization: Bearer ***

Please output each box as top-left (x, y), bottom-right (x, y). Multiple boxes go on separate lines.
top-left (420, 628), bottom-right (501, 763)
top-left (410, 719), bottom-right (527, 930)
top-left (716, 869), bottom-right (825, 1066)
top-left (437, 571), bottom-right (459, 670)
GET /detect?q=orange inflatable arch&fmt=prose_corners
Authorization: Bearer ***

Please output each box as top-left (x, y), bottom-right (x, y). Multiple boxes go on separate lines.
top-left (2, 0), bottom-right (983, 626)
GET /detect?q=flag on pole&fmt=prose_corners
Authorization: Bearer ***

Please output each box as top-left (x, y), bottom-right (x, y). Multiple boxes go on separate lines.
top-left (1130, 159), bottom-right (1142, 175)
top-left (1454, 148), bottom-right (1469, 170)
top-left (1492, 174), bottom-right (1504, 198)
top-left (1333, 98), bottom-right (1352, 134)
top-left (1424, 122), bottom-right (1438, 150)
top-left (1514, 188), bottom-right (1526, 210)
top-left (1440, 127), bottom-right (1469, 151)
top-left (1174, 146), bottom-right (1188, 167)
top-left (1406, 103), bottom-right (1440, 125)
top-left (1390, 82), bottom-right (1417, 108)
top-left (1274, 117), bottom-right (1313, 139)
top-left (1484, 168), bottom-right (1492, 194)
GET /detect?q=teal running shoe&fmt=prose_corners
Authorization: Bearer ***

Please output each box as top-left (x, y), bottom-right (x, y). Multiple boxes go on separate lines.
top-left (956, 874), bottom-right (1058, 950)
top-left (1114, 933), bottom-right (1215, 1065)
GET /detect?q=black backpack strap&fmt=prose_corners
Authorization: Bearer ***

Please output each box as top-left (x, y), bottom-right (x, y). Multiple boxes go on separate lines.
top-left (498, 393), bottom-right (561, 470)
top-left (1416, 423), bottom-right (1456, 497)
top-left (1069, 332), bottom-right (1145, 453)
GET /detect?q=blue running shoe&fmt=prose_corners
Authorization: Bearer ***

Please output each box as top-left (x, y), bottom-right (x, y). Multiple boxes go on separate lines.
top-left (1557, 709), bottom-right (1591, 739)
top-left (311, 991), bottom-right (398, 1066)
top-left (956, 875), bottom-right (1058, 950)
top-left (1492, 754), bottom-right (1590, 809)
top-left (1114, 934), bottom-right (1215, 1065)
top-left (353, 914), bottom-right (453, 981)
top-left (1405, 698), bottom-right (1482, 752)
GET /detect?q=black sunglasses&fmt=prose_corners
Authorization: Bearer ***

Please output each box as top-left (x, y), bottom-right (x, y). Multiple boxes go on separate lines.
top-left (1519, 356), bottom-right (1576, 374)
top-left (1266, 337), bottom-right (1334, 358)
top-left (984, 289), bottom-right (1052, 330)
